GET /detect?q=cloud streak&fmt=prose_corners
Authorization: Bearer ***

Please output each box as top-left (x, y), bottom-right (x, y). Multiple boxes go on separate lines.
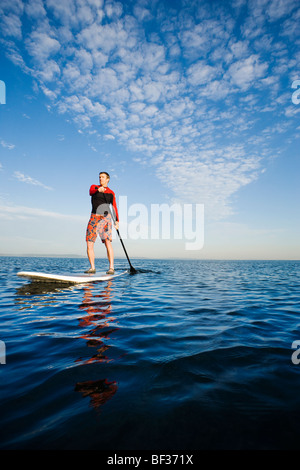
top-left (1, 139), bottom-right (15, 150)
top-left (13, 171), bottom-right (53, 190)
top-left (0, 202), bottom-right (85, 221)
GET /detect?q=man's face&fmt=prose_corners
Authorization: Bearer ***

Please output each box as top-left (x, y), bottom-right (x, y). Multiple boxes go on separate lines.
top-left (99, 173), bottom-right (109, 186)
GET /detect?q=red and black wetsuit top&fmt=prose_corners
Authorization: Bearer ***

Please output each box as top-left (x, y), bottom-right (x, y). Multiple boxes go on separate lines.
top-left (89, 185), bottom-right (119, 221)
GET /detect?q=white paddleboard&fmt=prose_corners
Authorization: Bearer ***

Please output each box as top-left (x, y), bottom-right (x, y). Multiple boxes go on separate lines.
top-left (17, 270), bottom-right (128, 284)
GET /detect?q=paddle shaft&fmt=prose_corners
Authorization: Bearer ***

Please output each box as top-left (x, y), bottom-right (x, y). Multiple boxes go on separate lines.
top-left (116, 229), bottom-right (136, 272)
top-left (102, 190), bottom-right (136, 273)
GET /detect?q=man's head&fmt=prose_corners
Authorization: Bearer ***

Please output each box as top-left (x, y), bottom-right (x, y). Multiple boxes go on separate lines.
top-left (99, 172), bottom-right (110, 187)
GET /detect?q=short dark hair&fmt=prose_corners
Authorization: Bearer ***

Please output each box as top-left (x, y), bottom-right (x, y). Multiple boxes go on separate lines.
top-left (99, 172), bottom-right (110, 179)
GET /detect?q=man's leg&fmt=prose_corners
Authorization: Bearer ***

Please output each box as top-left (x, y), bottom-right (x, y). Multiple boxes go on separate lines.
top-left (87, 240), bottom-right (96, 270)
top-left (104, 239), bottom-right (114, 270)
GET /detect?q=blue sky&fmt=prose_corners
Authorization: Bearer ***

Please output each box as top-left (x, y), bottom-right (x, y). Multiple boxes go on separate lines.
top-left (0, 0), bottom-right (299, 260)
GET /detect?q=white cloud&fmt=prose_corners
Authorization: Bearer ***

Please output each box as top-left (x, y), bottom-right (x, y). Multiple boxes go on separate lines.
top-left (75, 48), bottom-right (93, 72)
top-left (0, 13), bottom-right (22, 39)
top-left (25, 0), bottom-right (47, 19)
top-left (133, 5), bottom-right (152, 22)
top-left (265, 0), bottom-right (298, 21)
top-left (25, 30), bottom-right (61, 62)
top-left (187, 61), bottom-right (219, 86)
top-left (104, 1), bottom-right (123, 19)
top-left (155, 145), bottom-right (262, 220)
top-left (0, 202), bottom-right (85, 222)
top-left (0, 0), bottom-right (24, 39)
top-left (37, 59), bottom-right (60, 82)
top-left (1, 139), bottom-right (15, 150)
top-left (227, 55), bottom-right (268, 90)
top-left (45, 0), bottom-right (77, 24)
top-left (78, 20), bottom-right (128, 53)
top-left (13, 171), bottom-right (53, 191)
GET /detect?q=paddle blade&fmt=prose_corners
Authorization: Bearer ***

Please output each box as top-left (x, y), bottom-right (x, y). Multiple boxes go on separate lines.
top-left (130, 265), bottom-right (137, 274)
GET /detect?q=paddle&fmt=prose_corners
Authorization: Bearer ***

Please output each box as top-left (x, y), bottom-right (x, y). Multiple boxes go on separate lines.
top-left (115, 228), bottom-right (137, 274)
top-left (102, 190), bottom-right (137, 274)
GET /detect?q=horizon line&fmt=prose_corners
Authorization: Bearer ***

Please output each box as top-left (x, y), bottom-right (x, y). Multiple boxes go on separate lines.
top-left (0, 254), bottom-right (299, 261)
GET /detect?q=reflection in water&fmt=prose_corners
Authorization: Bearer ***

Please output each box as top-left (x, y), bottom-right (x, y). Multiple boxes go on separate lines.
top-left (75, 379), bottom-right (117, 411)
top-left (76, 280), bottom-right (119, 365)
top-left (15, 278), bottom-right (120, 413)
top-left (75, 281), bottom-right (119, 411)
top-left (15, 280), bottom-right (77, 309)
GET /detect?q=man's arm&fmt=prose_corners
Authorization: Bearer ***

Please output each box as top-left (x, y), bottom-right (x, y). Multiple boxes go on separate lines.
top-left (105, 188), bottom-right (119, 224)
top-left (89, 185), bottom-right (99, 196)
top-left (111, 191), bottom-right (119, 222)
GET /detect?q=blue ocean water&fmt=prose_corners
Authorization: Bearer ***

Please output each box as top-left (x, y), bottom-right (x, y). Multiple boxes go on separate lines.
top-left (0, 256), bottom-right (300, 450)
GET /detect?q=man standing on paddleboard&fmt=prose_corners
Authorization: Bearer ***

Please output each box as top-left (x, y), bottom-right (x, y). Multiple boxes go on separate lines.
top-left (85, 172), bottom-right (119, 274)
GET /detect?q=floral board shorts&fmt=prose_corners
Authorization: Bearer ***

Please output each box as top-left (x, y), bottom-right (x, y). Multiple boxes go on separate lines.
top-left (86, 213), bottom-right (112, 243)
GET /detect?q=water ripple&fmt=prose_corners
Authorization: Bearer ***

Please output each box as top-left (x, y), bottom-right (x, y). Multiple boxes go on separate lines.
top-left (0, 258), bottom-right (300, 449)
